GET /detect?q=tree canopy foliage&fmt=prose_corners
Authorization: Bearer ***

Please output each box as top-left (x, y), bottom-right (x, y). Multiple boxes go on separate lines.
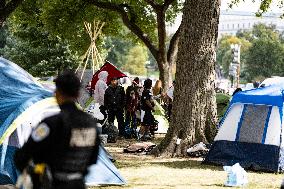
top-left (9, 0), bottom-right (182, 56)
top-left (243, 24), bottom-right (284, 81)
top-left (123, 45), bottom-right (148, 75)
top-left (0, 4), bottom-right (80, 77)
top-left (217, 35), bottom-right (251, 78)
top-left (217, 23), bottom-right (284, 82)
top-left (228, 0), bottom-right (284, 17)
top-left (4, 0), bottom-right (184, 89)
top-left (103, 36), bottom-right (133, 69)
top-left (0, 0), bottom-right (24, 27)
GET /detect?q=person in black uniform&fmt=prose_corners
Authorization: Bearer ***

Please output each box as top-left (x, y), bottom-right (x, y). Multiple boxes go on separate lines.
top-left (139, 79), bottom-right (155, 140)
top-left (104, 77), bottom-right (126, 137)
top-left (14, 71), bottom-right (100, 189)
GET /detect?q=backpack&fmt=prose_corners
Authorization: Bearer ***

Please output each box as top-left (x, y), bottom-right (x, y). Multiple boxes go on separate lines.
top-left (102, 123), bottom-right (118, 143)
top-left (150, 119), bottom-right (159, 132)
top-left (124, 124), bottom-right (138, 139)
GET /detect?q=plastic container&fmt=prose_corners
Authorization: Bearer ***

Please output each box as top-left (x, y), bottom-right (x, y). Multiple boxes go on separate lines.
top-left (99, 134), bottom-right (108, 145)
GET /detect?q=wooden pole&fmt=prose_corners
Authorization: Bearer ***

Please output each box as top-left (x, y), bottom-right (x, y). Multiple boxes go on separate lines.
top-left (75, 45), bottom-right (91, 73)
top-left (91, 44), bottom-right (96, 75)
top-left (93, 46), bottom-right (101, 70)
top-left (80, 45), bottom-right (92, 81)
top-left (94, 22), bottom-right (105, 39)
top-left (79, 20), bottom-right (105, 79)
top-left (94, 45), bottom-right (104, 66)
top-left (84, 22), bottom-right (92, 39)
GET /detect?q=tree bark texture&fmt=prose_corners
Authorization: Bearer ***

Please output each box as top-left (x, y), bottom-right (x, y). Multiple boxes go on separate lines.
top-left (158, 0), bottom-right (220, 157)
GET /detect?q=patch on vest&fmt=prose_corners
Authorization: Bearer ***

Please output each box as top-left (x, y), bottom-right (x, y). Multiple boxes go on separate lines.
top-left (32, 123), bottom-right (50, 142)
top-left (70, 128), bottom-right (97, 147)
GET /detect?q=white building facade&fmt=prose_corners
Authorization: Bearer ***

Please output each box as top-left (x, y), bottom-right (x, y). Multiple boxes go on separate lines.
top-left (218, 11), bottom-right (284, 37)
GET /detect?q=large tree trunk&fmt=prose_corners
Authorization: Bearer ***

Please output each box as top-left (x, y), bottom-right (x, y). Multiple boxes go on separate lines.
top-left (157, 0), bottom-right (220, 157)
top-left (156, 8), bottom-right (172, 91)
top-left (158, 59), bottom-right (173, 91)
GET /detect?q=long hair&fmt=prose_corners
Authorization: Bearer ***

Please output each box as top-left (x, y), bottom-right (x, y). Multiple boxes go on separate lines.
top-left (153, 80), bottom-right (162, 96)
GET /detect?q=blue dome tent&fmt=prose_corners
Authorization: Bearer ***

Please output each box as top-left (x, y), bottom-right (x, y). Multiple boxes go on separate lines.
top-left (204, 86), bottom-right (284, 172)
top-left (0, 58), bottom-right (125, 185)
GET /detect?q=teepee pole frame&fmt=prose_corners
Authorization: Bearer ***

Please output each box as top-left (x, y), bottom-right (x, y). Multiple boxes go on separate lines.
top-left (76, 20), bottom-right (105, 81)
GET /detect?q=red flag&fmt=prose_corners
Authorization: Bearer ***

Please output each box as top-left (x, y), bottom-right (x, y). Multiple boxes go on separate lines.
top-left (91, 61), bottom-right (127, 89)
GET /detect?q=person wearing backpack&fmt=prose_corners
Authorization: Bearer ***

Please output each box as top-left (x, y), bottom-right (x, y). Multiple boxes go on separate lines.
top-left (139, 79), bottom-right (155, 141)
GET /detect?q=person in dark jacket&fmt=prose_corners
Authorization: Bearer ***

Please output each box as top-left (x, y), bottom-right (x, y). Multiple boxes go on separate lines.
top-left (139, 79), bottom-right (155, 140)
top-left (104, 77), bottom-right (126, 137)
top-left (125, 77), bottom-right (141, 138)
top-left (14, 71), bottom-right (100, 189)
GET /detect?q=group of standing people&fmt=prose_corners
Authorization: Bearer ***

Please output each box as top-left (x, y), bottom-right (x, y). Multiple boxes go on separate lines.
top-left (93, 71), bottom-right (169, 140)
top-left (13, 70), bottom-right (174, 189)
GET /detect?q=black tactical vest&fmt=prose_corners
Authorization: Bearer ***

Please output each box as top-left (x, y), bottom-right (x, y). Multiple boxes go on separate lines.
top-left (49, 105), bottom-right (99, 175)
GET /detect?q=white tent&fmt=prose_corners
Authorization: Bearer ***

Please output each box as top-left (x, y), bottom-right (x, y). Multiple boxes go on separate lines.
top-left (204, 86), bottom-right (284, 172)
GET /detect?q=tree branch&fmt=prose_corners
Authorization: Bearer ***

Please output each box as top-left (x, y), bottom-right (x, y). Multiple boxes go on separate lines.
top-left (88, 0), bottom-right (159, 59)
top-left (156, 8), bottom-right (167, 63)
top-left (163, 0), bottom-right (176, 9)
top-left (0, 0), bottom-right (24, 26)
top-left (0, 0), bottom-right (6, 9)
top-left (143, 0), bottom-right (159, 9)
top-left (167, 24), bottom-right (181, 64)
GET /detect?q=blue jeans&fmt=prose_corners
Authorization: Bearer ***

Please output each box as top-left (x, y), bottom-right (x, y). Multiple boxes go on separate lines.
top-left (125, 111), bottom-right (137, 134)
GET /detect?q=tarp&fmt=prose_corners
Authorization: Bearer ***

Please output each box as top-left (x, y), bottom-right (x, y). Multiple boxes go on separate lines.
top-left (0, 58), bottom-right (53, 183)
top-left (91, 61), bottom-right (127, 89)
top-left (0, 58), bottom-right (52, 127)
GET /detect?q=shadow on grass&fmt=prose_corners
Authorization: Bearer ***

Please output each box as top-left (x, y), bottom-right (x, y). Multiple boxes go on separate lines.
top-left (116, 159), bottom-right (223, 171)
top-left (96, 183), bottom-right (192, 189)
top-left (106, 137), bottom-right (164, 150)
top-left (201, 183), bottom-right (225, 187)
top-left (149, 160), bottom-right (223, 171)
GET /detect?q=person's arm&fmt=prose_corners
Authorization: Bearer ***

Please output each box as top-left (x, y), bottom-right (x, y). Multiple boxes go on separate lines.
top-left (89, 128), bottom-right (101, 165)
top-left (146, 100), bottom-right (155, 111)
top-left (14, 143), bottom-right (33, 172)
top-left (121, 87), bottom-right (126, 107)
top-left (145, 91), bottom-right (154, 110)
top-left (104, 88), bottom-right (109, 109)
top-left (14, 122), bottom-right (52, 172)
top-left (125, 86), bottom-right (131, 101)
top-left (153, 94), bottom-right (161, 100)
top-left (83, 130), bottom-right (100, 177)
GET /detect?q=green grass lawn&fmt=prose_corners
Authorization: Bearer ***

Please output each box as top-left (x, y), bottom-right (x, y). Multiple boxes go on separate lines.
top-left (89, 138), bottom-right (283, 189)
